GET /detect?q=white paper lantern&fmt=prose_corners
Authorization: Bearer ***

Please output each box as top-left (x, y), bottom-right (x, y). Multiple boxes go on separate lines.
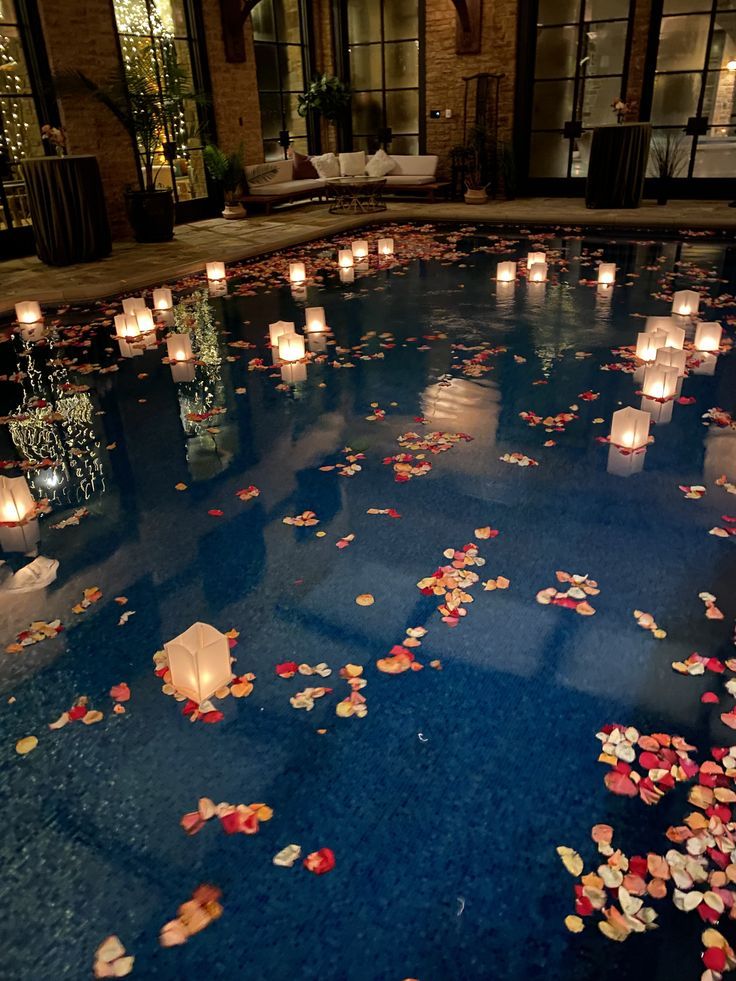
top-left (278, 332), bottom-right (306, 363)
top-left (378, 238), bottom-right (394, 256)
top-left (305, 307), bottom-right (326, 333)
top-left (693, 321), bottom-right (722, 352)
top-left (642, 363), bottom-right (679, 400)
top-left (122, 296), bottom-right (146, 315)
top-left (655, 346), bottom-right (687, 377)
top-left (165, 622), bottom-right (233, 704)
top-left (339, 268), bottom-right (355, 284)
top-left (114, 314), bottom-right (140, 340)
top-left (135, 308), bottom-right (155, 334)
top-left (289, 262), bottom-right (306, 284)
top-left (607, 444), bottom-right (646, 477)
top-left (496, 261), bottom-right (516, 283)
top-left (14, 301), bottom-right (42, 324)
top-left (351, 240), bottom-right (369, 259)
top-left (281, 362), bottom-right (307, 384)
top-left (662, 325), bottom-right (685, 350)
top-left (308, 332), bottom-right (328, 353)
top-left (166, 332), bottom-right (193, 362)
top-left (0, 475), bottom-right (35, 524)
top-left (610, 406), bottom-right (650, 449)
top-left (598, 263), bottom-right (616, 286)
top-left (117, 338), bottom-right (143, 358)
top-left (153, 288), bottom-right (173, 311)
top-left (635, 331), bottom-right (667, 362)
top-left (692, 352), bottom-right (718, 376)
top-left (269, 320), bottom-right (295, 346)
top-left (338, 250), bottom-right (354, 269)
top-left (0, 519), bottom-right (40, 553)
top-left (206, 261), bottom-right (226, 281)
top-left (645, 316), bottom-right (676, 335)
top-left (672, 290), bottom-right (699, 316)
top-left (528, 261), bottom-right (548, 283)
top-left (641, 395), bottom-right (674, 425)
top-left (527, 251), bottom-right (546, 267)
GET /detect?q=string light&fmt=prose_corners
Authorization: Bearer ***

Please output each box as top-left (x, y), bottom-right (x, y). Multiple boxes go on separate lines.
top-left (0, 9), bottom-right (35, 161)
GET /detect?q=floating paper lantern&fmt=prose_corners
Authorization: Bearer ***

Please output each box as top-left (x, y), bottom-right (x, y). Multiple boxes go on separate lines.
top-left (278, 332), bottom-right (306, 363)
top-left (0, 475), bottom-right (35, 524)
top-left (289, 262), bottom-right (306, 284)
top-left (122, 296), bottom-right (146, 315)
top-left (338, 250), bottom-right (354, 269)
top-left (662, 325), bottom-right (685, 350)
top-left (153, 289), bottom-right (173, 311)
top-left (135, 308), bottom-right (155, 334)
top-left (655, 346), bottom-right (687, 377)
top-left (607, 444), bottom-right (646, 477)
top-left (610, 406), bottom-right (650, 449)
top-left (635, 331), bottom-right (668, 362)
top-left (496, 261), bottom-right (516, 283)
top-left (645, 315), bottom-right (676, 335)
top-left (693, 321), bottom-right (722, 352)
top-left (269, 320), bottom-right (294, 346)
top-left (351, 240), bottom-right (369, 259)
top-left (281, 362), bottom-right (307, 385)
top-left (528, 262), bottom-right (548, 283)
top-left (378, 238), bottom-right (394, 256)
top-left (642, 363), bottom-right (679, 400)
top-left (14, 301), bottom-right (42, 324)
top-left (305, 307), bottom-right (326, 333)
top-left (166, 332), bottom-right (193, 363)
top-left (641, 395), bottom-right (674, 425)
top-left (692, 352), bottom-right (718, 376)
top-left (165, 622), bottom-right (233, 704)
top-left (117, 338), bottom-right (143, 359)
top-left (114, 314), bottom-right (140, 340)
top-left (206, 261), bottom-right (226, 282)
top-left (597, 263), bottom-right (616, 286)
top-left (672, 290), bottom-right (699, 316)
top-left (339, 268), bottom-right (355, 284)
top-left (527, 251), bottom-right (546, 267)
top-left (170, 361), bottom-right (195, 382)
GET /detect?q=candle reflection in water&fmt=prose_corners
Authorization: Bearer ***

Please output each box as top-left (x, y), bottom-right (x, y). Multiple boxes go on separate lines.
top-left (607, 444), bottom-right (646, 477)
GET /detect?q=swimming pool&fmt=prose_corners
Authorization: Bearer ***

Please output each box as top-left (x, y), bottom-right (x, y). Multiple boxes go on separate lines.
top-left (0, 223), bottom-right (735, 980)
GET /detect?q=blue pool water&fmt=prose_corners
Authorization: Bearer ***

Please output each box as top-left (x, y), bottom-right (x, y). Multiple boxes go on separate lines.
top-left (0, 224), bottom-right (735, 980)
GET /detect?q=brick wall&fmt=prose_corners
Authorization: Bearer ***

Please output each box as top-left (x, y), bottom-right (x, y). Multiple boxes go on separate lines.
top-left (424, 0), bottom-right (518, 179)
top-left (37, 0), bottom-right (139, 238)
top-left (625, 0), bottom-right (653, 119)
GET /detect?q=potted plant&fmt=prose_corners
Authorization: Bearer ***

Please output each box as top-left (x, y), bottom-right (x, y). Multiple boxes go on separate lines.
top-left (204, 143), bottom-right (246, 219)
top-left (72, 42), bottom-right (205, 242)
top-left (463, 126), bottom-right (489, 204)
top-left (649, 132), bottom-right (686, 205)
top-left (297, 74), bottom-right (350, 149)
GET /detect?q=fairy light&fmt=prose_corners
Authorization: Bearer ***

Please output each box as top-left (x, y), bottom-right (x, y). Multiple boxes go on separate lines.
top-left (0, 8), bottom-right (35, 160)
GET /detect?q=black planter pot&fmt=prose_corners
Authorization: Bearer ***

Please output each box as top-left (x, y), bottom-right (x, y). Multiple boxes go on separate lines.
top-left (656, 177), bottom-right (669, 206)
top-left (124, 188), bottom-right (175, 243)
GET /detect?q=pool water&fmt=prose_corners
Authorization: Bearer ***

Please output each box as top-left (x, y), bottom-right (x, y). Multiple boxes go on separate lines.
top-left (0, 223), bottom-right (735, 981)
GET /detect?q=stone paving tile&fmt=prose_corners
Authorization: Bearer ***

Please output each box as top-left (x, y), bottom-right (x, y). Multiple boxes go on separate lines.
top-left (2, 198), bottom-right (735, 314)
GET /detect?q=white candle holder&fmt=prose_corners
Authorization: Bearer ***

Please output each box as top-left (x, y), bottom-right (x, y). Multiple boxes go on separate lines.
top-left (206, 261), bottom-right (226, 282)
top-left (496, 261), bottom-right (517, 283)
top-left (14, 301), bottom-right (42, 324)
top-left (378, 238), bottom-right (394, 256)
top-left (693, 321), bottom-right (722, 352)
top-left (338, 250), bottom-right (354, 269)
top-left (165, 622), bottom-right (233, 704)
top-left (609, 406), bottom-right (650, 449)
top-left (153, 288), bottom-right (173, 311)
top-left (122, 296), bottom-right (146, 315)
top-left (305, 307), bottom-right (326, 333)
top-left (278, 332), bottom-right (306, 363)
top-left (597, 263), bottom-right (616, 287)
top-left (289, 262), bottom-right (306, 284)
top-left (672, 289), bottom-right (699, 316)
top-left (269, 320), bottom-right (295, 346)
top-left (351, 240), bottom-right (369, 259)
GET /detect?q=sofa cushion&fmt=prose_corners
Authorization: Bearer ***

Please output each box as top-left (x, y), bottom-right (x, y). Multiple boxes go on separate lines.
top-left (369, 154), bottom-right (438, 177)
top-left (365, 147), bottom-right (396, 178)
top-left (339, 150), bottom-right (366, 176)
top-left (292, 150), bottom-right (319, 180)
top-left (245, 159), bottom-right (293, 189)
top-left (248, 178), bottom-right (326, 196)
top-left (384, 175), bottom-right (435, 186)
top-left (311, 152), bottom-right (340, 179)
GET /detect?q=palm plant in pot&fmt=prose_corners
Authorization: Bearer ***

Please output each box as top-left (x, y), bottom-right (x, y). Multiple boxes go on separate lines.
top-left (649, 132), bottom-right (686, 205)
top-left (204, 144), bottom-right (246, 219)
top-left (297, 74), bottom-right (350, 149)
top-left (463, 126), bottom-right (489, 204)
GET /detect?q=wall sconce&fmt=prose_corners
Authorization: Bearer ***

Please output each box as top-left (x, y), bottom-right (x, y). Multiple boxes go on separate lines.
top-left (672, 290), bottom-right (699, 316)
top-left (281, 362), bottom-right (307, 385)
top-left (654, 346), bottom-right (687, 377)
top-left (597, 263), bottom-right (616, 287)
top-left (338, 250), bottom-right (354, 269)
top-left (693, 321), bottom-right (722, 351)
top-left (609, 406), bottom-right (650, 449)
top-left (339, 268), bottom-right (355, 284)
top-left (305, 307), bottom-right (326, 333)
top-left (278, 332), bottom-right (306, 363)
top-left (496, 261), bottom-right (516, 282)
top-left (206, 261), bottom-right (226, 282)
top-left (289, 262), bottom-right (306, 284)
top-left (166, 332), bottom-right (193, 363)
top-left (164, 622), bottom-right (233, 704)
top-left (378, 238), bottom-right (394, 256)
top-left (114, 314), bottom-right (141, 340)
top-left (351, 240), bottom-right (369, 259)
top-left (607, 444), bottom-right (646, 477)
top-left (635, 330), bottom-right (667, 362)
top-left (14, 301), bottom-right (42, 324)
top-left (642, 363), bottom-right (679, 401)
top-left (528, 262), bottom-right (548, 283)
top-left (269, 320), bottom-right (295, 346)
top-left (122, 296), bottom-right (146, 315)
top-left (0, 475), bottom-right (35, 525)
top-left (135, 308), bottom-right (156, 334)
top-left (527, 251), bottom-right (546, 267)
top-left (153, 288), bottom-right (173, 311)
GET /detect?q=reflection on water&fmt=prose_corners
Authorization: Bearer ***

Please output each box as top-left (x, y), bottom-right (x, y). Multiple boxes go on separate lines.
top-left (607, 444), bottom-right (647, 477)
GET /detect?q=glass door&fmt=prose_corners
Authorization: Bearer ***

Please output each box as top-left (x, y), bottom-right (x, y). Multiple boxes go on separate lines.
top-left (527, 0), bottom-right (634, 183)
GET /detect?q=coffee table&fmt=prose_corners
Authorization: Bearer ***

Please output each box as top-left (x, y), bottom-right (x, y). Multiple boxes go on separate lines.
top-left (325, 176), bottom-right (387, 214)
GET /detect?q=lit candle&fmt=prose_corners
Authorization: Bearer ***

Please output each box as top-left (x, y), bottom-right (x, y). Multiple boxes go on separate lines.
top-left (351, 240), bottom-right (369, 259)
top-left (635, 330), bottom-right (668, 362)
top-left (496, 261), bottom-right (516, 283)
top-left (166, 332), bottom-right (193, 362)
top-left (528, 262), bottom-right (548, 283)
top-left (378, 238), bottom-right (394, 256)
top-left (14, 301), bottom-right (42, 324)
top-left (305, 307), bottom-right (326, 333)
top-left (114, 314), bottom-right (140, 340)
top-left (278, 332), bottom-right (306, 363)
top-left (122, 296), bottom-right (146, 315)
top-left (289, 262), bottom-right (306, 284)
top-left (527, 251), bottom-right (545, 267)
top-left (672, 290), bottom-right (700, 316)
top-left (693, 321), bottom-right (722, 352)
top-left (338, 250), bottom-right (354, 269)
top-left (165, 622), bottom-right (233, 704)
top-left (609, 406), bottom-right (650, 449)
top-left (269, 320), bottom-right (295, 346)
top-left (153, 288), bottom-right (173, 311)
top-left (642, 363), bottom-right (679, 401)
top-left (135, 308), bottom-right (155, 334)
top-left (206, 261), bottom-right (226, 282)
top-left (597, 263), bottom-right (616, 287)
top-left (0, 475), bottom-right (35, 524)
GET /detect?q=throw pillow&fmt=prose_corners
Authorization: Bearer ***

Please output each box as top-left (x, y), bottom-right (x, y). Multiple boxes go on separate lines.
top-left (310, 152), bottom-right (340, 179)
top-left (292, 151), bottom-right (319, 180)
top-left (339, 150), bottom-right (366, 177)
top-left (365, 148), bottom-right (396, 178)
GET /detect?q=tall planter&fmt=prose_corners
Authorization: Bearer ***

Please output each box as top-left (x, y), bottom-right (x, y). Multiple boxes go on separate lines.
top-left (124, 188), bottom-right (175, 243)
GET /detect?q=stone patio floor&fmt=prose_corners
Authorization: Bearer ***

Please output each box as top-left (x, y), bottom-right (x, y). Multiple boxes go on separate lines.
top-left (2, 197), bottom-right (736, 314)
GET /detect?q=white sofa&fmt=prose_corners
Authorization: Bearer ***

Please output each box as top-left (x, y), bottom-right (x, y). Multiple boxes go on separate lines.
top-left (242, 153), bottom-right (444, 213)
